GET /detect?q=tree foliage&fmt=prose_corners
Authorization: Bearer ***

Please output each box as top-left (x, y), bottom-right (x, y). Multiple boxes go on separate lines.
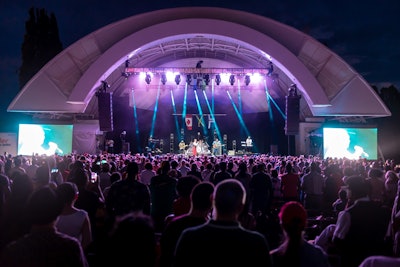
top-left (19, 7), bottom-right (63, 89)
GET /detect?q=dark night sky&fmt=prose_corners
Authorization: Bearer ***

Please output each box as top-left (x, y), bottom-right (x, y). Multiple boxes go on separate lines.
top-left (1, 0), bottom-right (399, 127)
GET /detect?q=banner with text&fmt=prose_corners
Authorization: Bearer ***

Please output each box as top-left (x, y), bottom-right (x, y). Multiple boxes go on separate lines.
top-left (0, 132), bottom-right (17, 156)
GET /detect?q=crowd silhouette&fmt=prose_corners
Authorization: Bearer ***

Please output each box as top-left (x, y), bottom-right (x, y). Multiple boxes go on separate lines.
top-left (0, 151), bottom-right (400, 266)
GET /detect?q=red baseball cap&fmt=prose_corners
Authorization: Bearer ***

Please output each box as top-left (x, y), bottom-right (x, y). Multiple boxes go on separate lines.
top-left (279, 201), bottom-right (307, 229)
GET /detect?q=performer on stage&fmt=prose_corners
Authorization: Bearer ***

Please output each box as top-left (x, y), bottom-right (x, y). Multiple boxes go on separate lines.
top-left (178, 140), bottom-right (186, 154)
top-left (196, 139), bottom-right (203, 155)
top-left (120, 131), bottom-right (126, 142)
top-left (246, 136), bottom-right (253, 153)
top-left (120, 131), bottom-right (127, 153)
top-left (212, 137), bottom-right (221, 156)
top-left (192, 138), bottom-right (198, 156)
top-left (148, 135), bottom-right (155, 152)
top-left (107, 139), bottom-right (114, 154)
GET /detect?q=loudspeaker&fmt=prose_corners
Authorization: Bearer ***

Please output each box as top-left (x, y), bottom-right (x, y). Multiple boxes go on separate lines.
top-left (223, 134), bottom-right (227, 154)
top-left (160, 139), bottom-right (164, 153)
top-left (285, 95), bottom-right (300, 135)
top-left (98, 92), bottom-right (113, 132)
top-left (170, 133), bottom-right (174, 153)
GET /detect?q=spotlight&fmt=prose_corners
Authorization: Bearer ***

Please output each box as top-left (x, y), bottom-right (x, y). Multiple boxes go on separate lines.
top-left (121, 72), bottom-right (130, 79)
top-left (244, 75), bottom-right (251, 86)
top-left (229, 74), bottom-right (235, 86)
top-left (145, 73), bottom-right (151, 85)
top-left (204, 74), bottom-right (210, 86)
top-left (175, 74), bottom-right (181, 85)
top-left (161, 73), bottom-right (167, 85)
top-left (215, 74), bottom-right (221, 85)
top-left (186, 74), bottom-right (192, 85)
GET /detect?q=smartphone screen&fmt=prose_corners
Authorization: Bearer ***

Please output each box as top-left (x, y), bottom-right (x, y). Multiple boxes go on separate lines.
top-left (91, 172), bottom-right (97, 183)
top-left (51, 168), bottom-right (58, 173)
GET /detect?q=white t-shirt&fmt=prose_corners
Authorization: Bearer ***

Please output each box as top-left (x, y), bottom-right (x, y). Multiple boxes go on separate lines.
top-left (57, 209), bottom-right (89, 242)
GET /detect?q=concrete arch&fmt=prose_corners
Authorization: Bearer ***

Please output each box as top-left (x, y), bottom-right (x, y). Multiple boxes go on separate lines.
top-left (8, 7), bottom-right (390, 119)
top-left (69, 18), bottom-right (328, 108)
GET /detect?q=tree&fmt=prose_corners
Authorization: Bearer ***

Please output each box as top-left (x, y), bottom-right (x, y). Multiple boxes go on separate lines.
top-left (19, 7), bottom-right (63, 88)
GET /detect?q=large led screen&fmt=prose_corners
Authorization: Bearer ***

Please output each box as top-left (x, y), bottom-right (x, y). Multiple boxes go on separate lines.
top-left (18, 124), bottom-right (73, 156)
top-left (323, 127), bottom-right (378, 160)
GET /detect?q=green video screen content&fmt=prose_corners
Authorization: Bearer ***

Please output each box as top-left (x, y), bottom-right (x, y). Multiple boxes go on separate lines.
top-left (323, 127), bottom-right (378, 160)
top-left (18, 124), bottom-right (73, 156)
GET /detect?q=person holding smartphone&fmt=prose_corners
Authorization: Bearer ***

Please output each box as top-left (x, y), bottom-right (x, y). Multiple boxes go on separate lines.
top-left (90, 172), bottom-right (98, 183)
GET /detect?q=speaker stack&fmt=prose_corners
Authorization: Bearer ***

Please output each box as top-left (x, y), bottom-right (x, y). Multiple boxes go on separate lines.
top-left (170, 133), bottom-right (174, 153)
top-left (223, 134), bottom-right (227, 155)
top-left (97, 92), bottom-right (114, 132)
top-left (285, 87), bottom-right (301, 135)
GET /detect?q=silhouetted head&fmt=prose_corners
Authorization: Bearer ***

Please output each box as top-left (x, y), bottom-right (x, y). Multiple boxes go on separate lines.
top-left (126, 161), bottom-right (139, 179)
top-left (176, 175), bottom-right (201, 198)
top-left (191, 181), bottom-right (214, 211)
top-left (213, 179), bottom-right (245, 217)
top-left (279, 201), bottom-right (307, 237)
top-left (25, 186), bottom-right (63, 226)
top-left (346, 175), bottom-right (369, 199)
top-left (56, 182), bottom-right (79, 205)
top-left (35, 165), bottom-right (51, 185)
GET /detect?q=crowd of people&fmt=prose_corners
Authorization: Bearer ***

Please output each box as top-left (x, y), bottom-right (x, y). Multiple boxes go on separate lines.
top-left (0, 150), bottom-right (400, 266)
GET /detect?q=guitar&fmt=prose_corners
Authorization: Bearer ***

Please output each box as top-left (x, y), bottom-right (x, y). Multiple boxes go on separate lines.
top-left (179, 142), bottom-right (187, 150)
top-left (212, 140), bottom-right (222, 148)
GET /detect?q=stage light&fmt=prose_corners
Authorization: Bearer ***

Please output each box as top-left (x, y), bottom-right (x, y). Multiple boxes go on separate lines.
top-left (229, 74), bottom-right (235, 85)
top-left (161, 73), bottom-right (167, 85)
top-left (186, 74), bottom-right (192, 84)
top-left (204, 74), bottom-right (210, 86)
top-left (215, 74), bottom-right (221, 85)
top-left (244, 75), bottom-right (251, 86)
top-left (121, 72), bottom-right (130, 79)
top-left (175, 74), bottom-right (181, 85)
top-left (145, 73), bottom-right (151, 85)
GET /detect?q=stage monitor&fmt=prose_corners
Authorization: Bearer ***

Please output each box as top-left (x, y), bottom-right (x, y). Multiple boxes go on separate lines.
top-left (323, 127), bottom-right (378, 160)
top-left (18, 124), bottom-right (73, 156)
